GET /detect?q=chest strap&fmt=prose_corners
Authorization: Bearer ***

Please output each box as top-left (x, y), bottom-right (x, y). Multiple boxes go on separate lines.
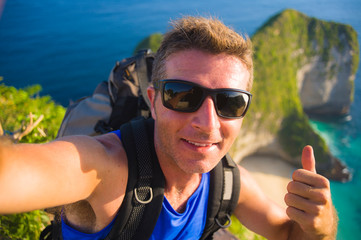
top-left (105, 118), bottom-right (165, 240)
top-left (200, 154), bottom-right (241, 240)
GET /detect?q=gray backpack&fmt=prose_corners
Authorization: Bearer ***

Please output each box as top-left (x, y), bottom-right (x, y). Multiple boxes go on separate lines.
top-left (57, 49), bottom-right (154, 137)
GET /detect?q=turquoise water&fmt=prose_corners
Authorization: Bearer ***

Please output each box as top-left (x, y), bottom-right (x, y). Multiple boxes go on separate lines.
top-left (310, 118), bottom-right (361, 239)
top-left (310, 118), bottom-right (361, 237)
top-left (0, 0), bottom-right (360, 239)
top-left (309, 71), bottom-right (361, 239)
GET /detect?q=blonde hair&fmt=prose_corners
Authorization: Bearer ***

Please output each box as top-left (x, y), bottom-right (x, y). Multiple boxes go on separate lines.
top-left (152, 16), bottom-right (253, 90)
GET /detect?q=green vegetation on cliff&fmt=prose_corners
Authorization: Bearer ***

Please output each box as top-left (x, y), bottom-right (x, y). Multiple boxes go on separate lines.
top-left (249, 9), bottom-right (325, 161)
top-left (255, 9), bottom-right (359, 75)
top-left (134, 33), bottom-right (163, 54)
top-left (246, 9), bottom-right (358, 164)
top-left (0, 83), bottom-right (66, 143)
top-left (0, 81), bottom-right (66, 239)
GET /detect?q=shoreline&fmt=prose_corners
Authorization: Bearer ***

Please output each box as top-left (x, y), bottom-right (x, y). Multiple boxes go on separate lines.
top-left (239, 155), bottom-right (296, 208)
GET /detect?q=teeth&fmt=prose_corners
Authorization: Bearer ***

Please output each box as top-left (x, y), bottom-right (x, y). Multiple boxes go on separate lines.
top-left (186, 140), bottom-right (212, 147)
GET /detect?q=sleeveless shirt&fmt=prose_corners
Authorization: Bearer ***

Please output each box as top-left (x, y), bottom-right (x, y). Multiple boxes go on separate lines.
top-left (61, 130), bottom-right (210, 239)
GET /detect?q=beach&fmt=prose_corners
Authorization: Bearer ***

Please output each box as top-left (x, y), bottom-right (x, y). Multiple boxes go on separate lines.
top-left (239, 155), bottom-right (296, 209)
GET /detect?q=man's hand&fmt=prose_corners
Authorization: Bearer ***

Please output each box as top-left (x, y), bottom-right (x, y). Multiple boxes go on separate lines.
top-left (285, 145), bottom-right (337, 240)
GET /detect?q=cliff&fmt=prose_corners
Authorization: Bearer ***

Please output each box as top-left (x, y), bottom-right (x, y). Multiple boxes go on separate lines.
top-left (231, 9), bottom-right (358, 182)
top-left (296, 14), bottom-right (359, 115)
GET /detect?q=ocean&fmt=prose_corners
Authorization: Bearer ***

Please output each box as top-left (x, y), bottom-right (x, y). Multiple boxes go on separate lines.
top-left (0, 0), bottom-right (360, 239)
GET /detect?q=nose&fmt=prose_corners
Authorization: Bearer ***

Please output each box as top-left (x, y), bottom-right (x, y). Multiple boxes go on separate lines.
top-left (191, 96), bottom-right (220, 132)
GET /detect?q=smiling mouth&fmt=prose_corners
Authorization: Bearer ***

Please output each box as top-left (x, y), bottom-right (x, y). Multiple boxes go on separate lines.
top-left (184, 139), bottom-right (216, 147)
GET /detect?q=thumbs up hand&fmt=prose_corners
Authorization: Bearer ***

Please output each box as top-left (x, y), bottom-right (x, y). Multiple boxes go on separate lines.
top-left (284, 146), bottom-right (338, 239)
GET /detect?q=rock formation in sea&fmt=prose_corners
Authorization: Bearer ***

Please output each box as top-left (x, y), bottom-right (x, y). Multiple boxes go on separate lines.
top-left (231, 9), bottom-right (359, 182)
top-left (296, 15), bottom-right (359, 116)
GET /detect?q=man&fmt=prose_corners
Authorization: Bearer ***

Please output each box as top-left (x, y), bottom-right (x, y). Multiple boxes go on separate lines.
top-left (0, 16), bottom-right (337, 239)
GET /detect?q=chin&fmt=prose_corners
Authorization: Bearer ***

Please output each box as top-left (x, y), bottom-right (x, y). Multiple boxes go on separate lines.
top-left (180, 157), bottom-right (220, 174)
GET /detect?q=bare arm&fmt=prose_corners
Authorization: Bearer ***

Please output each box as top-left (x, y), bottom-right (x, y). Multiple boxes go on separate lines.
top-left (234, 165), bottom-right (291, 240)
top-left (0, 133), bottom-right (125, 214)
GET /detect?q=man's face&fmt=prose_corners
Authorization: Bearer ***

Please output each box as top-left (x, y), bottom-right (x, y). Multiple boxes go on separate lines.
top-left (148, 49), bottom-right (250, 175)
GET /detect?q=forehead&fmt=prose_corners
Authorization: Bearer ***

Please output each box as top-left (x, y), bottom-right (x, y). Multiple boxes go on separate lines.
top-left (165, 49), bottom-right (250, 91)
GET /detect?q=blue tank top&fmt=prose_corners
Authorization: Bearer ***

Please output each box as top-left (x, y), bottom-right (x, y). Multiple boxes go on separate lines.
top-left (61, 217), bottom-right (115, 240)
top-left (150, 172), bottom-right (210, 240)
top-left (61, 129), bottom-right (210, 239)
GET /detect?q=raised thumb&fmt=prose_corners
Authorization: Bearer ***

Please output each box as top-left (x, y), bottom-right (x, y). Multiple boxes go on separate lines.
top-left (302, 145), bottom-right (317, 173)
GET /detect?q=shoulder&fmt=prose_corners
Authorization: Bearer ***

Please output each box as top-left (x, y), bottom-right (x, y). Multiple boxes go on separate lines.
top-left (54, 133), bottom-right (128, 178)
top-left (56, 133), bottom-right (123, 161)
top-left (93, 133), bottom-right (128, 171)
top-left (94, 132), bottom-right (123, 155)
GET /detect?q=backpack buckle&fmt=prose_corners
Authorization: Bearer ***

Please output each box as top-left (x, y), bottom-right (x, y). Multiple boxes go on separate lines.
top-left (134, 186), bottom-right (153, 204)
top-left (215, 214), bottom-right (232, 228)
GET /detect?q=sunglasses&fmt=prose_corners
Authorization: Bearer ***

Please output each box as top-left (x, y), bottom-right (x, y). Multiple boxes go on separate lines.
top-left (154, 79), bottom-right (252, 119)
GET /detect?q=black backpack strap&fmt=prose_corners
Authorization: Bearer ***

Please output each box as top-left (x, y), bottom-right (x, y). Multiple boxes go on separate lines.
top-left (39, 214), bottom-right (62, 240)
top-left (39, 222), bottom-right (53, 240)
top-left (105, 118), bottom-right (165, 240)
top-left (200, 154), bottom-right (241, 240)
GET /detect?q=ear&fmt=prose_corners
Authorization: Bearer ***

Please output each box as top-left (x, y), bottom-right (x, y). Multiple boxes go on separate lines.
top-left (147, 86), bottom-right (157, 120)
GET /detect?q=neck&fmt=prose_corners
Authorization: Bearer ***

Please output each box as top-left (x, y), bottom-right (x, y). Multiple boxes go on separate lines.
top-left (163, 171), bottom-right (202, 213)
top-left (156, 154), bottom-right (203, 212)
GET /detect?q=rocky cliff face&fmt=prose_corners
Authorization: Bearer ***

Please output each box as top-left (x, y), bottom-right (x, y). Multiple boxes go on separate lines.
top-left (232, 9), bottom-right (359, 182)
top-left (297, 55), bottom-right (353, 115)
top-left (296, 22), bottom-right (359, 115)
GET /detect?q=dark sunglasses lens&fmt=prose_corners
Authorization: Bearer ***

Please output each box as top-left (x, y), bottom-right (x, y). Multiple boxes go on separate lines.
top-left (216, 91), bottom-right (249, 117)
top-left (163, 82), bottom-right (203, 111)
